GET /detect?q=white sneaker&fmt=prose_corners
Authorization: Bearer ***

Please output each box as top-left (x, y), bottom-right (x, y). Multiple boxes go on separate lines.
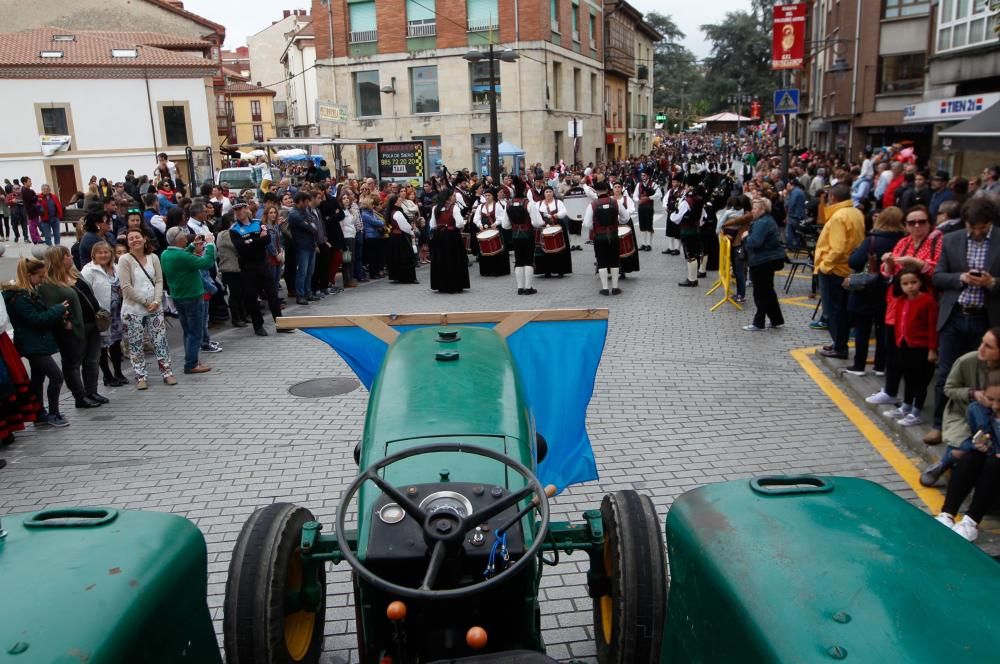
top-left (882, 405), bottom-right (911, 419)
top-left (841, 369), bottom-right (866, 377)
top-left (874, 370), bottom-right (886, 377)
top-left (934, 512), bottom-right (955, 528)
top-left (898, 412), bottom-right (924, 427)
top-left (952, 516), bottom-right (979, 542)
top-left (866, 390), bottom-right (897, 405)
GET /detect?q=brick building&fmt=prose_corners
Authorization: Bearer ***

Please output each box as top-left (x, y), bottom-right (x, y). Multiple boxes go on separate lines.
top-left (310, 0), bottom-right (606, 176)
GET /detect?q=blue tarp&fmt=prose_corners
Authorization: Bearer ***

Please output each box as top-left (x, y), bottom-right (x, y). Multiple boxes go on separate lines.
top-left (304, 320), bottom-right (605, 490)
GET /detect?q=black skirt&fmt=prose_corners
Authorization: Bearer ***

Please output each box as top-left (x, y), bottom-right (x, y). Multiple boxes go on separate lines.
top-left (430, 229), bottom-right (470, 293)
top-left (637, 203), bottom-right (654, 232)
top-left (594, 234), bottom-right (621, 269)
top-left (478, 239), bottom-right (511, 277)
top-left (386, 234), bottom-right (417, 283)
top-left (536, 220), bottom-right (573, 276)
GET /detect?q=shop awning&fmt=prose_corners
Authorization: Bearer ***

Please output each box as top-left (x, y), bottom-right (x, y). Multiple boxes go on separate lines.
top-left (940, 101), bottom-right (1000, 138)
top-left (903, 92), bottom-right (1000, 124)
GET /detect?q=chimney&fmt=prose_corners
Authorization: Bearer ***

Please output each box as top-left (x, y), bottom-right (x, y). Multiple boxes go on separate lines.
top-left (166, 1), bottom-right (184, 9)
top-left (283, 10), bottom-right (290, 18)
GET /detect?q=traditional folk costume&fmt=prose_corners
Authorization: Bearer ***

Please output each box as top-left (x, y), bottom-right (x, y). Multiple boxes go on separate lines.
top-left (613, 190), bottom-right (640, 277)
top-left (429, 198), bottom-right (470, 293)
top-left (386, 207), bottom-right (419, 284)
top-left (672, 188), bottom-right (707, 287)
top-left (582, 187), bottom-right (629, 295)
top-left (632, 176), bottom-right (661, 251)
top-left (534, 195), bottom-right (573, 277)
top-left (502, 195), bottom-right (544, 294)
top-left (662, 177), bottom-right (685, 255)
top-left (472, 196), bottom-right (511, 277)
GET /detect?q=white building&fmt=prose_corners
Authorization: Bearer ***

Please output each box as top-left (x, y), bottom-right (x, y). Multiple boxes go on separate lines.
top-left (0, 27), bottom-right (217, 203)
top-left (280, 21), bottom-right (319, 137)
top-left (248, 10), bottom-right (310, 104)
top-left (627, 19), bottom-right (660, 157)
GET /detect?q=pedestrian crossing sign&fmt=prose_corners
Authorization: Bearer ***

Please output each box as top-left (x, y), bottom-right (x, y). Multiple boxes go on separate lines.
top-left (774, 88), bottom-right (799, 115)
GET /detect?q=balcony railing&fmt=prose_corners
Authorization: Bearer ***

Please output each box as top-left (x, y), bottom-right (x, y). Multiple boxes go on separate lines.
top-left (467, 17), bottom-right (498, 32)
top-left (349, 29), bottom-right (378, 44)
top-left (407, 21), bottom-right (437, 37)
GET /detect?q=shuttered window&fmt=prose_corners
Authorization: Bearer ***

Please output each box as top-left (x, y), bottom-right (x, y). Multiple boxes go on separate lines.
top-left (349, 2), bottom-right (376, 32)
top-left (406, 0), bottom-right (435, 22)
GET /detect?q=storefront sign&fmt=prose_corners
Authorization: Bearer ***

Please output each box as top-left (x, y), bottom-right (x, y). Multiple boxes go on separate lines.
top-left (316, 100), bottom-right (348, 123)
top-left (772, 3), bottom-right (807, 70)
top-left (377, 141), bottom-right (425, 182)
top-left (903, 92), bottom-right (1000, 123)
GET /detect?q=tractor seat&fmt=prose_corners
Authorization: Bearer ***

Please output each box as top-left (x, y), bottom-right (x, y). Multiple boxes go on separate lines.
top-left (428, 651), bottom-right (559, 664)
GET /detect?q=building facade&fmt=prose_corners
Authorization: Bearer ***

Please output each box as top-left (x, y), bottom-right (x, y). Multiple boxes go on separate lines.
top-left (222, 46), bottom-right (250, 79)
top-left (627, 16), bottom-right (658, 157)
top-left (0, 27), bottom-right (217, 204)
top-left (280, 21), bottom-right (320, 136)
top-left (248, 9), bottom-right (311, 103)
top-left (224, 82), bottom-right (278, 146)
top-left (310, 0), bottom-right (606, 176)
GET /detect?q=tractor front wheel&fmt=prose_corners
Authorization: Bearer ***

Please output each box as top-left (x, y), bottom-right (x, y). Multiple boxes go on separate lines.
top-left (224, 503), bottom-right (327, 664)
top-left (592, 490), bottom-right (667, 664)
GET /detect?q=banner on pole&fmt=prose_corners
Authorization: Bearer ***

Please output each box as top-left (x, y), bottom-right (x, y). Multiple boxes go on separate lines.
top-left (772, 3), bottom-right (807, 70)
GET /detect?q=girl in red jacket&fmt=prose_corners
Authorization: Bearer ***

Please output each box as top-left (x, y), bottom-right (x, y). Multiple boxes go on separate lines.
top-left (883, 266), bottom-right (938, 427)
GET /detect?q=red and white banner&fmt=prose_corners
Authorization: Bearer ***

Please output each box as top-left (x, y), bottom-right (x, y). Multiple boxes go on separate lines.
top-left (772, 3), bottom-right (807, 70)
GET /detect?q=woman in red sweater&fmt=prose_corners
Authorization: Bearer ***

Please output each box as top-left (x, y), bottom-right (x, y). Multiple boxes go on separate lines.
top-left (882, 266), bottom-right (938, 427)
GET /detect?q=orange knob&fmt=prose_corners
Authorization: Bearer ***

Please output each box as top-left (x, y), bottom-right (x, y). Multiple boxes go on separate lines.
top-left (466, 626), bottom-right (488, 650)
top-left (386, 601), bottom-right (407, 622)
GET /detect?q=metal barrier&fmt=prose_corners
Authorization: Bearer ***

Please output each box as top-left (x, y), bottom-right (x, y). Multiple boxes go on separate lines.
top-left (707, 234), bottom-right (742, 312)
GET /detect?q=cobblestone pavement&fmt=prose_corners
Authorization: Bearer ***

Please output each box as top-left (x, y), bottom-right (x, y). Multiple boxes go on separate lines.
top-left (0, 214), bottom-right (923, 663)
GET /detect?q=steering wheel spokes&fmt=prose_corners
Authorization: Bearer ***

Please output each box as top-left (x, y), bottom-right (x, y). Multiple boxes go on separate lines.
top-left (335, 442), bottom-right (552, 600)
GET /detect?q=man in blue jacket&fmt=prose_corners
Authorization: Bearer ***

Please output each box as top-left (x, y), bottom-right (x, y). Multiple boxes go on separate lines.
top-left (288, 192), bottom-right (318, 305)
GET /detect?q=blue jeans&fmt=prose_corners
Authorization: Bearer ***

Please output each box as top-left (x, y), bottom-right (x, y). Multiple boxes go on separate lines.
top-left (41, 219), bottom-right (60, 245)
top-left (819, 273), bottom-right (850, 354)
top-left (174, 298), bottom-right (205, 371)
top-left (295, 247), bottom-right (316, 297)
top-left (784, 219), bottom-right (801, 249)
top-left (201, 299), bottom-right (212, 347)
top-left (933, 308), bottom-right (990, 427)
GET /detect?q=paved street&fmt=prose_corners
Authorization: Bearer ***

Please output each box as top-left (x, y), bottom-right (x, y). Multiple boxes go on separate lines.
top-left (0, 221), bottom-right (924, 663)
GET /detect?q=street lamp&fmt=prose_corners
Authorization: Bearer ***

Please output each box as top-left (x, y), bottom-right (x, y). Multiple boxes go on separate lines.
top-left (463, 45), bottom-right (519, 182)
top-left (727, 77), bottom-right (753, 134)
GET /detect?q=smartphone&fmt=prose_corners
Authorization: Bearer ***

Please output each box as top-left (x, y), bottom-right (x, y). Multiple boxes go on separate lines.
top-left (970, 270), bottom-right (984, 277)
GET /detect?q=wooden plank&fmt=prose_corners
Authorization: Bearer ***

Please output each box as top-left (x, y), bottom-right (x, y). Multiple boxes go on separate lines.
top-left (276, 308), bottom-right (609, 330)
top-left (493, 310), bottom-right (542, 338)
top-left (345, 315), bottom-right (399, 344)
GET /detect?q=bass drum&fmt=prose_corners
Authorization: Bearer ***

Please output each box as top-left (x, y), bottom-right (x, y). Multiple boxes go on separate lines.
top-left (592, 490), bottom-right (667, 664)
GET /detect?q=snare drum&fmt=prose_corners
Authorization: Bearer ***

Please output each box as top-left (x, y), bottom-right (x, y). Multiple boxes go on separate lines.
top-left (477, 229), bottom-right (503, 256)
top-left (542, 225), bottom-right (566, 254)
top-left (618, 226), bottom-right (636, 258)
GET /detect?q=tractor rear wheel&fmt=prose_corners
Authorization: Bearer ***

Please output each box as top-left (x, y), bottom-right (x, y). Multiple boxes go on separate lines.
top-left (224, 503), bottom-right (326, 664)
top-left (592, 490), bottom-right (667, 664)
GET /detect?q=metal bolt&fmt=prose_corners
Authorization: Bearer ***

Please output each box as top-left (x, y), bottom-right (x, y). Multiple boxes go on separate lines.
top-left (832, 611), bottom-right (851, 624)
top-left (827, 646), bottom-right (847, 659)
top-left (439, 468), bottom-right (450, 481)
top-left (490, 487), bottom-right (503, 498)
top-left (7, 642), bottom-right (29, 655)
top-left (473, 486), bottom-right (484, 496)
top-left (471, 528), bottom-right (486, 546)
top-left (407, 487), bottom-right (418, 497)
top-left (435, 520), bottom-right (453, 534)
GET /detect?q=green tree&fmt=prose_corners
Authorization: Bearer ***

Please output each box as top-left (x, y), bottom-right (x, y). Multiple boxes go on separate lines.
top-left (699, 10), bottom-right (778, 115)
top-left (644, 12), bottom-right (700, 124)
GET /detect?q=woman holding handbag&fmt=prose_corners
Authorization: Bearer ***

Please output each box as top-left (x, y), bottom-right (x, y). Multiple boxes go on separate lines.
top-left (843, 207), bottom-right (906, 376)
top-left (81, 241), bottom-right (128, 387)
top-left (40, 245), bottom-right (106, 408)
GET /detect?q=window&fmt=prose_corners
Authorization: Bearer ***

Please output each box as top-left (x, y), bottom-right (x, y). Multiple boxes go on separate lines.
top-left (879, 53), bottom-right (925, 93)
top-left (883, 0), bottom-right (930, 18)
top-left (573, 68), bottom-right (581, 111)
top-left (617, 88), bottom-right (623, 128)
top-left (470, 60), bottom-right (500, 110)
top-left (550, 0), bottom-right (559, 31)
top-left (41, 107), bottom-right (68, 135)
top-left (589, 13), bottom-right (596, 48)
top-left (467, 0), bottom-right (498, 31)
top-left (571, 3), bottom-right (580, 41)
top-left (604, 85), bottom-right (610, 127)
top-left (552, 61), bottom-right (562, 108)
top-left (406, 0), bottom-right (436, 36)
top-left (353, 70), bottom-right (381, 117)
top-left (591, 73), bottom-right (599, 113)
top-left (349, 1), bottom-right (377, 43)
top-left (410, 65), bottom-right (439, 114)
top-left (162, 105), bottom-right (188, 146)
top-left (937, 0), bottom-right (995, 53)
top-left (253, 124), bottom-right (264, 141)
top-left (250, 100), bottom-right (262, 122)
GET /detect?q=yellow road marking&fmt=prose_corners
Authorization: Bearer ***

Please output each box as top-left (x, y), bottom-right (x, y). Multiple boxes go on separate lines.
top-left (780, 296), bottom-right (818, 310)
top-left (790, 346), bottom-right (942, 511)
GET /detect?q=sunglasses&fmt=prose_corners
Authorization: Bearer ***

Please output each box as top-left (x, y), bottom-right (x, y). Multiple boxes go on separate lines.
top-left (906, 218), bottom-right (929, 226)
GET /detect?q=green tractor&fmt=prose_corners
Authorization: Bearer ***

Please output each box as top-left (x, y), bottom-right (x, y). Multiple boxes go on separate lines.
top-left (223, 315), bottom-right (668, 663)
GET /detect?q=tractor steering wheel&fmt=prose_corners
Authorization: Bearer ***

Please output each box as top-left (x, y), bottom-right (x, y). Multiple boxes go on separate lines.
top-left (334, 442), bottom-right (551, 600)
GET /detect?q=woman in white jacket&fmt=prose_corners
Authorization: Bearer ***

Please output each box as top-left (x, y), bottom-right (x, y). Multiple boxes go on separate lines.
top-left (338, 189), bottom-right (358, 288)
top-left (80, 241), bottom-right (127, 387)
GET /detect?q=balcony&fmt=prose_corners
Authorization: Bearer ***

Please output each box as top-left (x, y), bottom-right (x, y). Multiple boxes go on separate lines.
top-left (467, 17), bottom-right (499, 32)
top-left (631, 114), bottom-right (648, 129)
top-left (349, 29), bottom-right (378, 44)
top-left (407, 20), bottom-right (436, 37)
top-left (216, 115), bottom-right (231, 135)
top-left (636, 64), bottom-right (648, 82)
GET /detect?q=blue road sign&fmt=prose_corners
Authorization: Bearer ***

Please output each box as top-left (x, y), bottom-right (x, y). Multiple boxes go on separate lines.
top-left (774, 88), bottom-right (800, 115)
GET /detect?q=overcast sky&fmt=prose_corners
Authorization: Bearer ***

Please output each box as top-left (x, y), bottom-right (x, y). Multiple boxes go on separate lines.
top-left (182, 0), bottom-right (751, 58)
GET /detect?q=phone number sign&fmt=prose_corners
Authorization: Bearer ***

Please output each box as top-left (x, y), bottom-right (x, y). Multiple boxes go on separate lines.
top-left (377, 142), bottom-right (425, 182)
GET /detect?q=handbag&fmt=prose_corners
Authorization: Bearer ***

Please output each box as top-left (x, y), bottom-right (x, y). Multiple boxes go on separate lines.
top-left (75, 284), bottom-right (112, 332)
top-left (845, 237), bottom-right (882, 291)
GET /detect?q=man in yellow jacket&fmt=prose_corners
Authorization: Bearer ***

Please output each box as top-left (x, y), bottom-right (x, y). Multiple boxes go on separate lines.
top-left (814, 184), bottom-right (865, 358)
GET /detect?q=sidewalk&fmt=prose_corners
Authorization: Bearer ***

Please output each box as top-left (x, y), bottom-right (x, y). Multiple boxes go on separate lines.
top-left (811, 345), bottom-right (1000, 557)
